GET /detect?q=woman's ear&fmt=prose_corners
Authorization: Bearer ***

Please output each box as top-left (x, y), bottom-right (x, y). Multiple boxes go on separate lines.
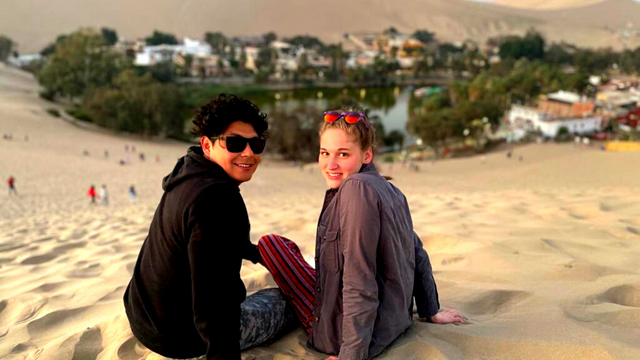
top-left (363, 147), bottom-right (373, 164)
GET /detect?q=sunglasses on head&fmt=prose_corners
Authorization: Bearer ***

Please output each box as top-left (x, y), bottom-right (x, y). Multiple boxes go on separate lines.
top-left (210, 135), bottom-right (266, 154)
top-left (323, 111), bottom-right (370, 129)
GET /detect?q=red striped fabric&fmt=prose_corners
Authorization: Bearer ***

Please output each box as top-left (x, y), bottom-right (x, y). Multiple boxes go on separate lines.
top-left (257, 234), bottom-right (316, 334)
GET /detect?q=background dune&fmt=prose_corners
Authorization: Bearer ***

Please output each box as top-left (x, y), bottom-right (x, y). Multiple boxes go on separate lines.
top-left (1, 64), bottom-right (640, 359)
top-left (1, 0), bottom-right (640, 54)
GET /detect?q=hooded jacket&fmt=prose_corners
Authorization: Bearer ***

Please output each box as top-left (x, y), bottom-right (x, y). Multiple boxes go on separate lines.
top-left (124, 146), bottom-right (259, 360)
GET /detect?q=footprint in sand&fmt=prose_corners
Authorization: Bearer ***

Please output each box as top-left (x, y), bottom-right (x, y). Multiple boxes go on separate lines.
top-left (10, 343), bottom-right (35, 354)
top-left (0, 242), bottom-right (28, 252)
top-left (463, 289), bottom-right (532, 317)
top-left (568, 284), bottom-right (640, 332)
top-left (52, 241), bottom-right (87, 253)
top-left (98, 286), bottom-right (127, 302)
top-left (598, 284), bottom-right (640, 308)
top-left (66, 263), bottom-right (103, 278)
top-left (73, 327), bottom-right (103, 359)
top-left (21, 253), bottom-right (58, 265)
top-left (441, 256), bottom-right (466, 266)
top-left (33, 236), bottom-right (56, 243)
top-left (0, 296), bottom-right (48, 329)
top-left (65, 229), bottom-right (88, 241)
top-left (626, 226), bottom-right (640, 236)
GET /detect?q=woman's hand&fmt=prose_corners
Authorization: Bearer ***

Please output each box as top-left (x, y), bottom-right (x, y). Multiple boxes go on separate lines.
top-left (429, 309), bottom-right (465, 324)
top-left (325, 357), bottom-right (339, 360)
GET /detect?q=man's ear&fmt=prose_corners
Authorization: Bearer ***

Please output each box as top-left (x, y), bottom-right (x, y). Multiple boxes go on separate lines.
top-left (363, 147), bottom-right (374, 164)
top-left (201, 136), bottom-right (213, 158)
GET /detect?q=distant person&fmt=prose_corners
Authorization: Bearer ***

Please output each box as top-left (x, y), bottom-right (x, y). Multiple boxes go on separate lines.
top-left (129, 185), bottom-right (137, 204)
top-left (104, 150), bottom-right (109, 159)
top-left (125, 144), bottom-right (130, 152)
top-left (139, 152), bottom-right (145, 162)
top-left (24, 135), bottom-right (29, 142)
top-left (88, 185), bottom-right (97, 205)
top-left (123, 94), bottom-right (280, 359)
top-left (519, 155), bottom-right (524, 162)
top-left (7, 176), bottom-right (17, 195)
top-left (506, 150), bottom-right (512, 159)
top-left (100, 185), bottom-right (109, 205)
top-left (83, 149), bottom-right (90, 156)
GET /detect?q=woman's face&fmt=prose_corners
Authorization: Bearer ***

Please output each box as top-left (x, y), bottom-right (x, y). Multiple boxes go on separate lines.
top-left (319, 128), bottom-right (372, 189)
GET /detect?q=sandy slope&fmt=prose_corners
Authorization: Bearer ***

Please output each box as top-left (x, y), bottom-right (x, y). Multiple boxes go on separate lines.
top-left (1, 64), bottom-right (640, 359)
top-left (494, 0), bottom-right (607, 9)
top-left (1, 0), bottom-right (640, 54)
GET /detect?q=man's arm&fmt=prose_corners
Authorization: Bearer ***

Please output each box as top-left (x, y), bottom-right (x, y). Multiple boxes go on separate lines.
top-left (338, 180), bottom-right (380, 360)
top-left (413, 232), bottom-right (440, 320)
top-left (187, 187), bottom-right (246, 360)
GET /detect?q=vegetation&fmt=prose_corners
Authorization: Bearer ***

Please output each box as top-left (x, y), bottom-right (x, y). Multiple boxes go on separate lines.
top-left (83, 70), bottom-right (185, 136)
top-left (38, 29), bottom-right (130, 99)
top-left (145, 30), bottom-right (178, 46)
top-left (100, 28), bottom-right (118, 46)
top-left (0, 35), bottom-right (15, 62)
top-left (46, 108), bottom-right (60, 117)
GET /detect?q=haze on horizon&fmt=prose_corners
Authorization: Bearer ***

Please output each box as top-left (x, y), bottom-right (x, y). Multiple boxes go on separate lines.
top-left (1, 0), bottom-right (640, 53)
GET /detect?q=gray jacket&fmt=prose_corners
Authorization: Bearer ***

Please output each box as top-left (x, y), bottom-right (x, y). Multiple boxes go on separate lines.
top-left (308, 163), bottom-right (440, 360)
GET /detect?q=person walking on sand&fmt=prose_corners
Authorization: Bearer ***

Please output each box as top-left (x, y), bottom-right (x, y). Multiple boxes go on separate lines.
top-left (99, 185), bottom-right (109, 205)
top-left (87, 185), bottom-right (97, 205)
top-left (129, 185), bottom-right (137, 204)
top-left (257, 107), bottom-right (464, 360)
top-left (7, 176), bottom-right (17, 195)
top-left (123, 94), bottom-right (280, 360)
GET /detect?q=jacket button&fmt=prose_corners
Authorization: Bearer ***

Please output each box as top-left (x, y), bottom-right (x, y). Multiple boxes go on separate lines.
top-left (315, 316), bottom-right (320, 322)
top-left (317, 287), bottom-right (321, 293)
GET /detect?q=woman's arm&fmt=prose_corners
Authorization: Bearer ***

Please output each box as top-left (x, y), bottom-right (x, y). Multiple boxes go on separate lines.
top-left (338, 179), bottom-right (381, 360)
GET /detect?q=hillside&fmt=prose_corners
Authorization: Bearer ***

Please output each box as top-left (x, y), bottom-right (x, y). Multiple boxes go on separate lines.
top-left (494, 0), bottom-right (607, 9)
top-left (0, 0), bottom-right (639, 53)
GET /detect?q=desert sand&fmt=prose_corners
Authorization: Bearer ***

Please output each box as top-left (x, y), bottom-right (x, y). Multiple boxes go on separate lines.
top-left (1, 63), bottom-right (640, 359)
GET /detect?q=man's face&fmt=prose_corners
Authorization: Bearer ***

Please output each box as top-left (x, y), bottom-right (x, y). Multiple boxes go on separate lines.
top-left (318, 128), bottom-right (372, 189)
top-left (202, 121), bottom-right (261, 185)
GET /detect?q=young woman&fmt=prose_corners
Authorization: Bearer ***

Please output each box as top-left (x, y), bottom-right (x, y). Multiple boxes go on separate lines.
top-left (258, 108), bottom-right (464, 360)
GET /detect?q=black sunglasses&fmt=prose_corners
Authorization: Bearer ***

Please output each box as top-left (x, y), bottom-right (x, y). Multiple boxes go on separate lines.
top-left (211, 135), bottom-right (266, 154)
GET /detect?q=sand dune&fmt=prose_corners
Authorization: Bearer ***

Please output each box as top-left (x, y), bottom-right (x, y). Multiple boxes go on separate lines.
top-left (1, 0), bottom-right (640, 54)
top-left (494, 0), bottom-right (607, 9)
top-left (1, 64), bottom-right (640, 359)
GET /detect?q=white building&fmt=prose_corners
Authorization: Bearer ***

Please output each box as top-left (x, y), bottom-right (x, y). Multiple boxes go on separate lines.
top-left (8, 54), bottom-right (42, 67)
top-left (507, 105), bottom-right (602, 140)
top-left (135, 38), bottom-right (212, 66)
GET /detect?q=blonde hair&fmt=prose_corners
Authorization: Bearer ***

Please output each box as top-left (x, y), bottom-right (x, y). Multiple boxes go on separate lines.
top-left (319, 109), bottom-right (377, 151)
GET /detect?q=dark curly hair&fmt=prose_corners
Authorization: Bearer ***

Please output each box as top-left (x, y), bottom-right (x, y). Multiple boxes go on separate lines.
top-left (191, 94), bottom-right (269, 139)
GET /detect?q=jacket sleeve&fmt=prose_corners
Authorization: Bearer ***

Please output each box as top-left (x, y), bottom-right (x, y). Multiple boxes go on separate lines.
top-left (187, 186), bottom-right (245, 360)
top-left (241, 242), bottom-right (261, 264)
top-left (413, 232), bottom-right (440, 319)
top-left (337, 180), bottom-right (380, 360)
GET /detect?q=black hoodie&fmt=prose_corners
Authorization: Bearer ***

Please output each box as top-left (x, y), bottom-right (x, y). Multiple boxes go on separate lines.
top-left (124, 146), bottom-right (260, 359)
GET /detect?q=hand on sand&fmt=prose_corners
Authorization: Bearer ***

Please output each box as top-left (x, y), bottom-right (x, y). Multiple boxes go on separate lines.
top-left (325, 357), bottom-right (339, 360)
top-left (429, 309), bottom-right (465, 324)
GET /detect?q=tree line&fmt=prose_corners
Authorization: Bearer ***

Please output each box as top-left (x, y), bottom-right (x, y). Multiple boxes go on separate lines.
top-left (2, 26), bottom-right (638, 159)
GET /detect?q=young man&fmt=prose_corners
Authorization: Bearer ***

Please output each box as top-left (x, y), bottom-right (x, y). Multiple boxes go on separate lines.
top-left (123, 94), bottom-right (268, 359)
